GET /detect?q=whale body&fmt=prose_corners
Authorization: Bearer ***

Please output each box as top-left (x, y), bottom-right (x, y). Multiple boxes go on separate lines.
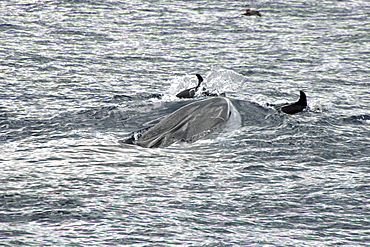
top-left (124, 97), bottom-right (237, 148)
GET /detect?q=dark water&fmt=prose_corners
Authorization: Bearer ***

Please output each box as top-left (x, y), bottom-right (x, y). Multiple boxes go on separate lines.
top-left (1, 0), bottom-right (369, 246)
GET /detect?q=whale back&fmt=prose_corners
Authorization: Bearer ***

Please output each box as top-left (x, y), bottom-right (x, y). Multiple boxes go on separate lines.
top-left (136, 97), bottom-right (231, 148)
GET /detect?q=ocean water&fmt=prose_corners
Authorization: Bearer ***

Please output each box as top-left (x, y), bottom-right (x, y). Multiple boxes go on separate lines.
top-left (1, 0), bottom-right (369, 246)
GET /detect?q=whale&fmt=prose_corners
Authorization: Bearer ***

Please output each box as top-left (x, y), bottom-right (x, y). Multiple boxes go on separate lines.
top-left (176, 74), bottom-right (204, 98)
top-left (123, 97), bottom-right (238, 148)
top-left (279, 91), bottom-right (307, 114)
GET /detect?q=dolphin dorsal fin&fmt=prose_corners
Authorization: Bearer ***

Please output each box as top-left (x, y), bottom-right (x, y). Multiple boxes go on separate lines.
top-left (195, 74), bottom-right (203, 89)
top-left (280, 91), bottom-right (308, 114)
top-left (297, 91), bottom-right (307, 106)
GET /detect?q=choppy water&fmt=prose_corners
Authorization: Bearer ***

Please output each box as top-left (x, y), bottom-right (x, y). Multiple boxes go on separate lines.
top-left (1, 0), bottom-right (369, 246)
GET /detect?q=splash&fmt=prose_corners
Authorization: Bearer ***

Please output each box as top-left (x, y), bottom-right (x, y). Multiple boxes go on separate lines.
top-left (164, 67), bottom-right (249, 100)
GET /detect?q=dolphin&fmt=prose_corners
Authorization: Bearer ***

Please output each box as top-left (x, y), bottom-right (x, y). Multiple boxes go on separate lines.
top-left (176, 74), bottom-right (203, 98)
top-left (279, 91), bottom-right (307, 114)
top-left (123, 97), bottom-right (237, 148)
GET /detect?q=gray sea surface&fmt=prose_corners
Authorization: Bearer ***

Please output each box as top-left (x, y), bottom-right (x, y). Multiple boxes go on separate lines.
top-left (1, 0), bottom-right (369, 246)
